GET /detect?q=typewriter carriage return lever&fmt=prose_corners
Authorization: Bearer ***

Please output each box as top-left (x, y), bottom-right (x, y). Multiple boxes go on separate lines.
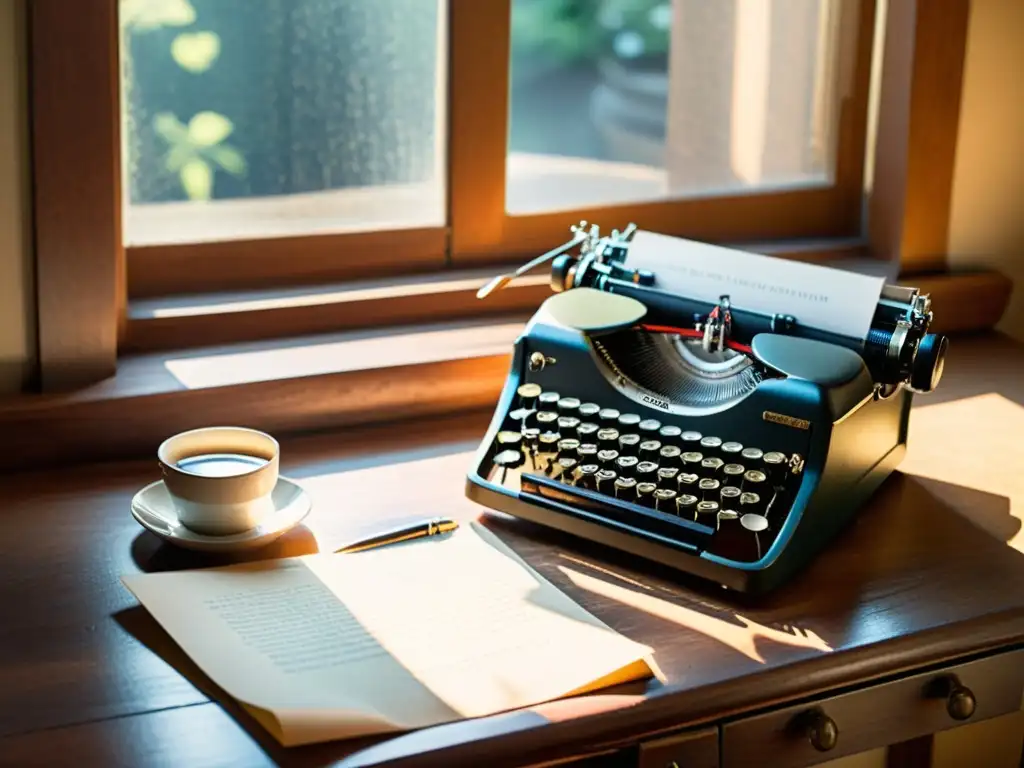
top-left (466, 223), bottom-right (948, 594)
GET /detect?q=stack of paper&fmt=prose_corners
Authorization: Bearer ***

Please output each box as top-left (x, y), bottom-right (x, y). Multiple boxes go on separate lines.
top-left (122, 523), bottom-right (659, 746)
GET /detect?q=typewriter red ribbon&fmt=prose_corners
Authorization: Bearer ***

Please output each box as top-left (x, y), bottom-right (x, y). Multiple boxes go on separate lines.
top-left (638, 325), bottom-right (753, 356)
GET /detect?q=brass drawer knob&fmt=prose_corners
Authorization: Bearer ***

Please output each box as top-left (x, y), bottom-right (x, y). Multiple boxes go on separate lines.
top-left (928, 674), bottom-right (977, 721)
top-left (803, 709), bottom-right (839, 752)
top-left (946, 680), bottom-right (977, 721)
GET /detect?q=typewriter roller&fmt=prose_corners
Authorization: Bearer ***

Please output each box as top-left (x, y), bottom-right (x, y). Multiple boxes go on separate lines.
top-left (466, 224), bottom-right (947, 594)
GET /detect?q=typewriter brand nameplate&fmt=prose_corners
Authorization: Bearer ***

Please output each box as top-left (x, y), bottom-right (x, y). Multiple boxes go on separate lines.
top-left (763, 411), bottom-right (811, 430)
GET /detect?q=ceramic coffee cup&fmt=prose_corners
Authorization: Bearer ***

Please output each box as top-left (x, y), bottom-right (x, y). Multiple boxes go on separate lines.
top-left (157, 427), bottom-right (280, 535)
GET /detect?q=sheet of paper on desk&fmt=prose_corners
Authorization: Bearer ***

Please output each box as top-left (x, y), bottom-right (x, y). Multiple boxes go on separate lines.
top-left (121, 523), bottom-right (659, 747)
top-left (627, 230), bottom-right (885, 342)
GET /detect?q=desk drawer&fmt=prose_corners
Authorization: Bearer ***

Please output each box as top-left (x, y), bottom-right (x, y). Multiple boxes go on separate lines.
top-left (722, 649), bottom-right (1024, 768)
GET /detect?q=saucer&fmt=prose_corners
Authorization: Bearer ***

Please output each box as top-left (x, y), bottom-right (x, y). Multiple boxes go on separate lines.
top-left (131, 476), bottom-right (312, 553)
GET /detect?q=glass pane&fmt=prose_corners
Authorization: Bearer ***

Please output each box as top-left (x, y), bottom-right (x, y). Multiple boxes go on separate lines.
top-left (508, 0), bottom-right (848, 214)
top-left (120, 0), bottom-right (446, 246)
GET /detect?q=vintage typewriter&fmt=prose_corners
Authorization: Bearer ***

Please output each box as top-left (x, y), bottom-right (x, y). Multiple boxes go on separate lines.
top-left (466, 223), bottom-right (948, 593)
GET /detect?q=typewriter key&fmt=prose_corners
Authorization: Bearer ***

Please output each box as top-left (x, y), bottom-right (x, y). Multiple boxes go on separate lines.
top-left (659, 424), bottom-right (682, 440)
top-left (538, 391), bottom-right (560, 409)
top-left (537, 431), bottom-right (561, 470)
top-left (763, 452), bottom-right (788, 486)
top-left (595, 469), bottom-right (617, 493)
top-left (614, 476), bottom-right (638, 501)
top-left (681, 430), bottom-right (702, 445)
top-left (576, 463), bottom-right (599, 489)
top-left (576, 422), bottom-right (600, 441)
top-left (639, 440), bottom-right (662, 460)
top-left (740, 491), bottom-right (762, 516)
top-left (597, 427), bottom-right (620, 449)
top-left (508, 407), bottom-right (533, 425)
top-left (720, 485), bottom-right (742, 507)
top-left (578, 402), bottom-right (601, 420)
top-left (676, 493), bottom-right (698, 517)
top-left (698, 478), bottom-right (720, 499)
top-left (741, 512), bottom-right (768, 531)
top-left (577, 443), bottom-right (599, 464)
top-left (493, 449), bottom-right (524, 484)
top-left (618, 433), bottom-right (641, 452)
top-left (617, 413), bottom-right (641, 429)
top-left (658, 444), bottom-right (682, 466)
top-left (615, 455), bottom-right (640, 477)
top-left (638, 419), bottom-right (662, 435)
top-left (557, 396), bottom-right (581, 415)
top-left (741, 512), bottom-right (769, 559)
top-left (721, 441), bottom-right (744, 459)
top-left (496, 430), bottom-right (522, 448)
top-left (557, 416), bottom-right (581, 436)
top-left (516, 383), bottom-right (542, 407)
top-left (598, 407), bottom-right (621, 426)
top-left (636, 461), bottom-right (659, 483)
top-left (741, 447), bottom-right (764, 464)
top-left (653, 488), bottom-right (677, 512)
top-left (676, 472), bottom-right (699, 491)
top-left (700, 436), bottom-right (723, 456)
top-left (722, 463), bottom-right (745, 482)
top-left (696, 500), bottom-right (720, 520)
top-left (682, 451), bottom-right (704, 472)
top-left (717, 508), bottom-right (739, 531)
top-left (536, 411), bottom-right (559, 428)
top-left (657, 466), bottom-right (679, 488)
top-left (743, 469), bottom-right (768, 494)
top-left (556, 438), bottom-right (580, 459)
top-left (597, 449), bottom-right (619, 468)
top-left (637, 482), bottom-right (658, 507)
top-left (555, 457), bottom-right (578, 481)
top-left (700, 456), bottom-right (724, 478)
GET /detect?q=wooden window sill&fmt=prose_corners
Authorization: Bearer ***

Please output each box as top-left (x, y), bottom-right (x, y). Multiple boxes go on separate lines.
top-left (0, 266), bottom-right (1010, 473)
top-left (0, 316), bottom-right (524, 472)
top-left (123, 266), bottom-right (551, 353)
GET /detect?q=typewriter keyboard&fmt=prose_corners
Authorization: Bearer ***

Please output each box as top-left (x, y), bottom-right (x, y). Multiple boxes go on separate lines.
top-left (486, 385), bottom-right (805, 563)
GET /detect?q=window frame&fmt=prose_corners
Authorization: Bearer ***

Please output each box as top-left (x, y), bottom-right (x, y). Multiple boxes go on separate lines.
top-left (449, 0), bottom-right (878, 262)
top-left (28, 0), bottom-right (971, 392)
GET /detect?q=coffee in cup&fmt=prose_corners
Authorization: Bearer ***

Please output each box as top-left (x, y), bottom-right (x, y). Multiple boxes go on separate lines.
top-left (157, 426), bottom-right (280, 535)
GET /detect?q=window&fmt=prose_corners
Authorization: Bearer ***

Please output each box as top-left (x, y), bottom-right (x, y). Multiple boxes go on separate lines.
top-left (449, 0), bottom-right (873, 261)
top-left (30, 0), bottom-right (979, 395)
top-left (118, 0), bottom-right (873, 277)
top-left (507, 0), bottom-right (851, 214)
top-left (120, 0), bottom-right (447, 247)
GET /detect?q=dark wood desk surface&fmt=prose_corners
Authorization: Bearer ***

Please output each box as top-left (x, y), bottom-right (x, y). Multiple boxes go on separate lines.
top-left (2, 332), bottom-right (1024, 768)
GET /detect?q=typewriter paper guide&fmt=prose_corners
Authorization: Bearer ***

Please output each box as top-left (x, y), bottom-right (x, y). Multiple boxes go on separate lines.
top-left (121, 523), bottom-right (658, 747)
top-left (628, 230), bottom-right (885, 342)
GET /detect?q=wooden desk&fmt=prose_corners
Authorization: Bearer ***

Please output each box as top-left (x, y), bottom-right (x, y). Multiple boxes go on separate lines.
top-left (2, 333), bottom-right (1024, 768)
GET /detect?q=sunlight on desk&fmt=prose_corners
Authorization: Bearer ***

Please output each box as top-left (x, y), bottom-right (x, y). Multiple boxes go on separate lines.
top-left (901, 393), bottom-right (1024, 553)
top-left (160, 322), bottom-right (520, 389)
top-left (559, 566), bottom-right (832, 664)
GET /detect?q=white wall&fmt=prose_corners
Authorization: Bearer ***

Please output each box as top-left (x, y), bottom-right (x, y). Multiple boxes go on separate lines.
top-left (0, 0), bottom-right (33, 393)
top-left (948, 0), bottom-right (1024, 339)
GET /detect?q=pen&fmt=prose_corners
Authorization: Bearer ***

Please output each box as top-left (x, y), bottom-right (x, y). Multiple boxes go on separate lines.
top-left (335, 516), bottom-right (460, 554)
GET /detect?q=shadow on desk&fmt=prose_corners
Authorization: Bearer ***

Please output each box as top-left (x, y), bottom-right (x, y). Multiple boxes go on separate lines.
top-left (483, 469), bottom-right (1022, 673)
top-left (130, 524), bottom-right (322, 573)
